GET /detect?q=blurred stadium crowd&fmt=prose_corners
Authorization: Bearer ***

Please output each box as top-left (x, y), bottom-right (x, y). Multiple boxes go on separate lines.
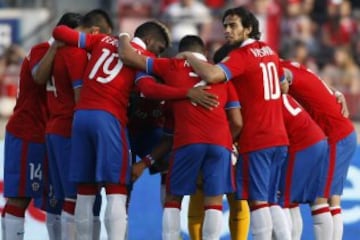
top-left (0, 0), bottom-right (359, 120)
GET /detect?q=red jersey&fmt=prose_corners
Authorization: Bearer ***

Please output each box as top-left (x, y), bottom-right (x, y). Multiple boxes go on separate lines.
top-left (281, 94), bottom-right (326, 152)
top-left (46, 46), bottom-right (88, 137)
top-left (281, 60), bottom-right (354, 143)
top-left (145, 55), bottom-right (240, 150)
top-left (6, 42), bottom-right (49, 143)
top-left (53, 26), bottom-right (154, 126)
top-left (217, 39), bottom-right (288, 153)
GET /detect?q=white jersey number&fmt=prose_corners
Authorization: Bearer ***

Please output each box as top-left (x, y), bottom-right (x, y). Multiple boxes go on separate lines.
top-left (260, 62), bottom-right (281, 101)
top-left (29, 163), bottom-right (42, 181)
top-left (89, 48), bottom-right (123, 84)
top-left (282, 94), bottom-right (302, 116)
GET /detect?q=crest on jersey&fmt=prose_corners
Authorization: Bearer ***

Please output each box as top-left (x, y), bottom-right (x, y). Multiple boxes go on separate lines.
top-left (32, 182), bottom-right (40, 192)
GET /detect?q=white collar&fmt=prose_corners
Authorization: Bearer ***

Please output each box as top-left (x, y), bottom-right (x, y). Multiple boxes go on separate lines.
top-left (240, 38), bottom-right (256, 47)
top-left (131, 37), bottom-right (146, 50)
top-left (191, 52), bottom-right (207, 61)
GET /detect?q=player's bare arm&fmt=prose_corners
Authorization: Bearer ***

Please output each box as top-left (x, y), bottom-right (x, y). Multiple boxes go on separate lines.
top-left (180, 51), bottom-right (227, 84)
top-left (132, 134), bottom-right (173, 181)
top-left (118, 33), bottom-right (147, 70)
top-left (226, 108), bottom-right (242, 142)
top-left (186, 86), bottom-right (219, 110)
top-left (74, 88), bottom-right (81, 103)
top-left (32, 41), bottom-right (64, 85)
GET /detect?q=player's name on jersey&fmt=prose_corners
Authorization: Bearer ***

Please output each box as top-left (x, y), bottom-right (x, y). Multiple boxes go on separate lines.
top-left (101, 36), bottom-right (118, 47)
top-left (250, 46), bottom-right (274, 58)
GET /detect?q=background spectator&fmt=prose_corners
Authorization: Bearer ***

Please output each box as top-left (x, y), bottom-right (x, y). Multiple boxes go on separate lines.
top-left (0, 44), bottom-right (25, 117)
top-left (161, 0), bottom-right (212, 54)
top-left (333, 46), bottom-right (360, 94)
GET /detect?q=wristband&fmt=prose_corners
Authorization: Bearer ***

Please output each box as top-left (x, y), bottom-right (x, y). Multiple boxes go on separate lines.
top-left (142, 154), bottom-right (155, 167)
top-left (118, 32), bottom-right (131, 39)
top-left (334, 90), bottom-right (343, 97)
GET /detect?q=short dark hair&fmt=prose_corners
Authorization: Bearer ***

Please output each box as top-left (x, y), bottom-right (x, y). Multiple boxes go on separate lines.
top-left (56, 12), bottom-right (82, 29)
top-left (81, 9), bottom-right (113, 33)
top-left (178, 35), bottom-right (205, 54)
top-left (134, 21), bottom-right (171, 48)
top-left (222, 7), bottom-right (261, 40)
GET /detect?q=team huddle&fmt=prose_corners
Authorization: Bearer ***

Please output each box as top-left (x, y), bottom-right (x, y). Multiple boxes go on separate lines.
top-left (1, 5), bottom-right (357, 240)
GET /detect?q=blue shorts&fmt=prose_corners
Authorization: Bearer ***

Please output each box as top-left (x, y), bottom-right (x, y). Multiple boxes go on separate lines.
top-left (280, 140), bottom-right (328, 206)
top-left (129, 127), bottom-right (163, 158)
top-left (69, 110), bottom-right (132, 184)
top-left (33, 155), bottom-right (64, 214)
top-left (166, 144), bottom-right (235, 196)
top-left (235, 146), bottom-right (288, 202)
top-left (33, 191), bottom-right (64, 214)
top-left (46, 134), bottom-right (77, 199)
top-left (3, 131), bottom-right (46, 198)
top-left (321, 131), bottom-right (357, 197)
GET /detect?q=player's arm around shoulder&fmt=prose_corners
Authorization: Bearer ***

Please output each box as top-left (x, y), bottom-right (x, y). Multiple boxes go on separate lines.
top-left (179, 51), bottom-right (226, 84)
top-left (32, 41), bottom-right (64, 85)
top-left (118, 33), bottom-right (147, 71)
top-left (52, 25), bottom-right (80, 47)
top-left (53, 25), bottom-right (103, 51)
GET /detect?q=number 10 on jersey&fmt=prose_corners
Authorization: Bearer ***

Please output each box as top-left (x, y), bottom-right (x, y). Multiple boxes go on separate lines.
top-left (260, 62), bottom-right (281, 101)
